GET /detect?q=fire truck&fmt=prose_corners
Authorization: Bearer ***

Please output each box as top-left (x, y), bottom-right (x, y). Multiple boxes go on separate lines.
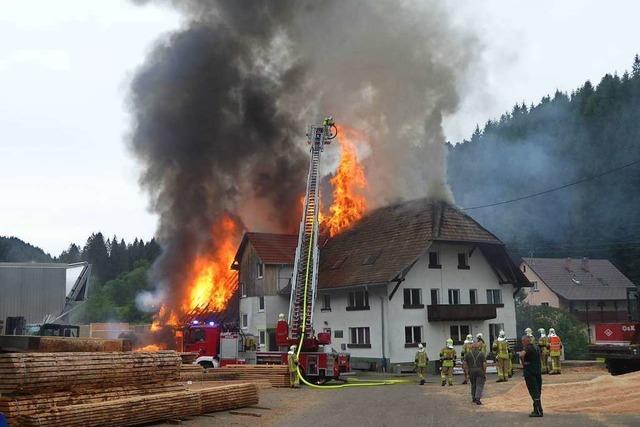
top-left (254, 117), bottom-right (351, 383)
top-left (176, 321), bottom-right (245, 368)
top-left (588, 287), bottom-right (640, 375)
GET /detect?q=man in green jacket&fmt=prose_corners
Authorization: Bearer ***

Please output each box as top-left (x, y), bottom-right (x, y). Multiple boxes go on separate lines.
top-left (415, 343), bottom-right (429, 385)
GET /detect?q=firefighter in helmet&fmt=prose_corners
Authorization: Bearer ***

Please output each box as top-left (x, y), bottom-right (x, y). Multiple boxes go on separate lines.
top-left (476, 333), bottom-right (487, 355)
top-left (439, 338), bottom-right (456, 386)
top-left (492, 330), bottom-right (510, 382)
top-left (288, 345), bottom-right (299, 388)
top-left (538, 328), bottom-right (550, 374)
top-left (414, 343), bottom-right (429, 385)
top-left (548, 328), bottom-right (563, 374)
top-left (461, 334), bottom-right (473, 384)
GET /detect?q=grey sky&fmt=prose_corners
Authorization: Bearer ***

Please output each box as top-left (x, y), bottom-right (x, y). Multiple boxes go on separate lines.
top-left (1, 1), bottom-right (639, 255)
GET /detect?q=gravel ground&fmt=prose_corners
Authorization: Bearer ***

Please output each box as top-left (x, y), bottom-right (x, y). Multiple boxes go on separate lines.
top-left (157, 368), bottom-right (640, 427)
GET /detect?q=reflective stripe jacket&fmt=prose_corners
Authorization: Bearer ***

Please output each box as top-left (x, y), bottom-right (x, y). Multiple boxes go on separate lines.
top-left (440, 347), bottom-right (456, 367)
top-left (549, 336), bottom-right (562, 356)
top-left (492, 339), bottom-right (510, 359)
top-left (415, 350), bottom-right (428, 368)
top-left (288, 353), bottom-right (299, 373)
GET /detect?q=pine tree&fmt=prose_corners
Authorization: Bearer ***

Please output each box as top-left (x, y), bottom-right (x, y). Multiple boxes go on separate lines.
top-left (82, 233), bottom-right (109, 282)
top-left (632, 54), bottom-right (640, 78)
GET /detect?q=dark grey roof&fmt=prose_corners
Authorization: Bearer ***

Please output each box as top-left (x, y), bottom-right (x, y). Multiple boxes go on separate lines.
top-left (524, 258), bottom-right (634, 301)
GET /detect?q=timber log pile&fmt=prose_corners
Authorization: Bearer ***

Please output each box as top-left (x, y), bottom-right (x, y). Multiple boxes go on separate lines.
top-left (178, 352), bottom-right (198, 364)
top-left (0, 351), bottom-right (261, 426)
top-left (222, 364), bottom-right (290, 387)
top-left (179, 363), bottom-right (205, 380)
top-left (0, 351), bottom-right (180, 393)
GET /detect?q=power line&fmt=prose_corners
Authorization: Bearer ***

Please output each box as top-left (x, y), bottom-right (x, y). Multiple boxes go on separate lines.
top-left (462, 157), bottom-right (640, 211)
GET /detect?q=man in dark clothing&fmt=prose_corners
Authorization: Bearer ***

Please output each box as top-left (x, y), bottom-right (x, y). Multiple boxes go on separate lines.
top-left (463, 342), bottom-right (487, 405)
top-left (519, 335), bottom-right (543, 417)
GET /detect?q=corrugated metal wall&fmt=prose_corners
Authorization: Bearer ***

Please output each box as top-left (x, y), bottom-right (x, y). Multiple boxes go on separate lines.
top-left (0, 263), bottom-right (67, 326)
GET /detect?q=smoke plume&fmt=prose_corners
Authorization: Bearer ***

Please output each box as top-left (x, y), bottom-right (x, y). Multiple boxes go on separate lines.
top-left (128, 1), bottom-right (479, 315)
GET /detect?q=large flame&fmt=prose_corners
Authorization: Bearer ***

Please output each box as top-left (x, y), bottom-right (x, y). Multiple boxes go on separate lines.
top-left (324, 125), bottom-right (368, 237)
top-left (152, 215), bottom-right (240, 330)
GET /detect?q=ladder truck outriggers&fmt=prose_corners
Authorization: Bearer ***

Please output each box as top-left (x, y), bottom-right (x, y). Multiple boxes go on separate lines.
top-left (256, 117), bottom-right (351, 383)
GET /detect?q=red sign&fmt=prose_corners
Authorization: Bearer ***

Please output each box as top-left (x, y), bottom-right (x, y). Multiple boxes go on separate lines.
top-left (595, 323), bottom-right (639, 344)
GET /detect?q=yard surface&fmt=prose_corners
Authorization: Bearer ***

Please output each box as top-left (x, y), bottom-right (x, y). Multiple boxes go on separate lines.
top-left (159, 367), bottom-right (640, 426)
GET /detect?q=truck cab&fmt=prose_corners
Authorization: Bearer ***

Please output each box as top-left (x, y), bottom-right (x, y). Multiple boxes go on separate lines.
top-left (179, 322), bottom-right (244, 368)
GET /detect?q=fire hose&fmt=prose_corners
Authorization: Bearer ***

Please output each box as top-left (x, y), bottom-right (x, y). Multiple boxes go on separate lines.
top-left (294, 225), bottom-right (408, 389)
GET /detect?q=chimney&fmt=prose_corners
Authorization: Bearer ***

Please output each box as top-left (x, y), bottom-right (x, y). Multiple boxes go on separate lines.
top-left (581, 257), bottom-right (589, 272)
top-left (564, 257), bottom-right (572, 271)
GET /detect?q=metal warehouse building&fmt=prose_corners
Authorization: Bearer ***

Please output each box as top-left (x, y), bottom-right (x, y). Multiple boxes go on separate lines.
top-left (0, 262), bottom-right (90, 333)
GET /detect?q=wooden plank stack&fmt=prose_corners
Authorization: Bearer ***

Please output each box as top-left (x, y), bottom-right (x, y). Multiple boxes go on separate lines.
top-left (178, 352), bottom-right (199, 364)
top-left (222, 364), bottom-right (290, 387)
top-left (0, 350), bottom-right (263, 426)
top-left (179, 363), bottom-right (205, 380)
top-left (0, 351), bottom-right (181, 393)
top-left (198, 383), bottom-right (259, 413)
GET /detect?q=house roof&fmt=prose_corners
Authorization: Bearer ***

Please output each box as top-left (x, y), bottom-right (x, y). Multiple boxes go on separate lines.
top-left (233, 232), bottom-right (298, 265)
top-left (523, 258), bottom-right (634, 301)
top-left (317, 198), bottom-right (524, 289)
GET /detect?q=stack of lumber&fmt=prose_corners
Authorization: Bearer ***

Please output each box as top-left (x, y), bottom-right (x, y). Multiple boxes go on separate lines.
top-left (0, 335), bottom-right (132, 353)
top-left (18, 390), bottom-right (201, 427)
top-left (222, 364), bottom-right (289, 387)
top-left (0, 383), bottom-right (185, 424)
top-left (179, 363), bottom-right (205, 380)
top-left (198, 383), bottom-right (259, 413)
top-left (0, 351), bottom-right (181, 393)
top-left (208, 379), bottom-right (272, 390)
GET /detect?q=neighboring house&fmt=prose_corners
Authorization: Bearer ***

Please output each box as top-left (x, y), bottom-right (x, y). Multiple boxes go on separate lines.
top-left (520, 257), bottom-right (635, 336)
top-left (232, 233), bottom-right (297, 351)
top-left (233, 198), bottom-right (530, 369)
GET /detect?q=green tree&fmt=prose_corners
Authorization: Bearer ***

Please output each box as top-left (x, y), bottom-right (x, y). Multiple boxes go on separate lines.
top-left (82, 233), bottom-right (109, 282)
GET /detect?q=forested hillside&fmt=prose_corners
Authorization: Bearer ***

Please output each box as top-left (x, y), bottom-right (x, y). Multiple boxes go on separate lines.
top-left (0, 236), bottom-right (52, 262)
top-left (449, 55), bottom-right (640, 283)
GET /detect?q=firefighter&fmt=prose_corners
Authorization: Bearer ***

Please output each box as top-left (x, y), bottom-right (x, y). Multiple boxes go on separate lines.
top-left (323, 116), bottom-right (334, 127)
top-left (414, 343), bottom-right (429, 385)
top-left (492, 330), bottom-right (510, 382)
top-left (538, 328), bottom-right (550, 374)
top-left (439, 338), bottom-right (456, 386)
top-left (548, 328), bottom-right (563, 374)
top-left (525, 327), bottom-right (537, 345)
top-left (288, 345), bottom-right (299, 388)
top-left (461, 334), bottom-right (473, 384)
top-left (476, 333), bottom-right (487, 355)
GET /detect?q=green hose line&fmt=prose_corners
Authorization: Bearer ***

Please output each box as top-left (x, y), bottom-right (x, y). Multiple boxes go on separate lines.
top-left (293, 184), bottom-right (395, 389)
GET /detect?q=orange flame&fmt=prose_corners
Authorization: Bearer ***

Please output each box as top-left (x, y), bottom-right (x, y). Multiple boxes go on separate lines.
top-left (324, 125), bottom-right (368, 236)
top-left (153, 214), bottom-right (240, 330)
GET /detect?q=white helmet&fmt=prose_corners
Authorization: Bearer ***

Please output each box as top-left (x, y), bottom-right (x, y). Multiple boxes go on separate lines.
top-left (476, 333), bottom-right (483, 340)
top-left (525, 327), bottom-right (533, 336)
top-left (278, 313), bottom-right (285, 320)
top-left (418, 343), bottom-right (424, 349)
top-left (446, 338), bottom-right (454, 348)
top-left (539, 328), bottom-right (546, 337)
top-left (466, 334), bottom-right (473, 341)
top-left (290, 345), bottom-right (296, 351)
top-left (499, 330), bottom-right (505, 338)
top-left (549, 328), bottom-right (556, 336)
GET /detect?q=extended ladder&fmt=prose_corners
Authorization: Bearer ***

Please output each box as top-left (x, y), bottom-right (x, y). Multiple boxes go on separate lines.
top-left (288, 119), bottom-right (335, 341)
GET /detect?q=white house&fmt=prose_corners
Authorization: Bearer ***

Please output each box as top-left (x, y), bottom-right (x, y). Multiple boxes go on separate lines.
top-left (234, 198), bottom-right (530, 370)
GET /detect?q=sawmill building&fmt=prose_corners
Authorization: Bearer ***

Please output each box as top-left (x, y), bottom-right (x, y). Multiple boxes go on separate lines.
top-left (233, 198), bottom-right (530, 370)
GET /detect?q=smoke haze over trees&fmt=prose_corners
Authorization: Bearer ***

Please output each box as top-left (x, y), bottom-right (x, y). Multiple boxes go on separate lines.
top-left (449, 55), bottom-right (640, 283)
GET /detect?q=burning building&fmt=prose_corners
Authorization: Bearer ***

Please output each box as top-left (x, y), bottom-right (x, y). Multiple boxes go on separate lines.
top-left (233, 199), bottom-right (530, 369)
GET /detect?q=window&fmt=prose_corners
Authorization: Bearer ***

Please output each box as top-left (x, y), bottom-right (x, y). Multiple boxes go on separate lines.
top-left (331, 255), bottom-right (348, 270)
top-left (240, 282), bottom-right (246, 298)
top-left (430, 288), bottom-right (440, 304)
top-left (403, 288), bottom-right (423, 308)
top-left (258, 296), bottom-right (265, 312)
top-left (487, 289), bottom-right (502, 305)
top-left (457, 252), bottom-right (470, 269)
top-left (348, 327), bottom-right (371, 348)
top-left (241, 314), bottom-right (248, 328)
top-left (334, 330), bottom-right (344, 339)
top-left (541, 302), bottom-right (549, 307)
top-left (448, 289), bottom-right (460, 305)
top-left (256, 262), bottom-right (264, 279)
top-left (532, 281), bottom-right (539, 292)
top-left (469, 289), bottom-right (477, 305)
top-left (428, 251), bottom-right (441, 269)
top-left (404, 326), bottom-right (422, 347)
top-left (321, 294), bottom-right (331, 311)
top-left (259, 330), bottom-right (266, 345)
top-left (522, 265), bottom-right (526, 272)
top-left (362, 250), bottom-right (382, 265)
top-left (347, 290), bottom-right (370, 311)
top-left (450, 325), bottom-right (470, 344)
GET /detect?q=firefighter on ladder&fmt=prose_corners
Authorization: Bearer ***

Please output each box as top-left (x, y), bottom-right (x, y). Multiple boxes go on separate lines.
top-left (548, 328), bottom-right (563, 374)
top-left (414, 343), bottom-right (429, 385)
top-left (288, 345), bottom-right (299, 388)
top-left (492, 330), bottom-right (510, 382)
top-left (461, 334), bottom-right (474, 384)
top-left (538, 328), bottom-right (550, 374)
top-left (440, 338), bottom-right (456, 386)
